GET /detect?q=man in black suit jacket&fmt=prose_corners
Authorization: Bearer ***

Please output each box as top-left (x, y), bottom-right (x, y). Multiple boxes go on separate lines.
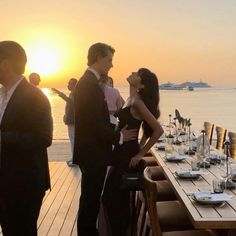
top-left (0, 41), bottom-right (53, 236)
top-left (73, 43), bottom-right (136, 236)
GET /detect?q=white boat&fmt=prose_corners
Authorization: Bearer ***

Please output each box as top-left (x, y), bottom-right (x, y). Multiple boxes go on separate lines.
top-left (160, 82), bottom-right (182, 90)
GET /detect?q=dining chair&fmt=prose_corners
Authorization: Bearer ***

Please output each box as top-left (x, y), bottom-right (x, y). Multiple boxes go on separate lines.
top-left (215, 126), bottom-right (227, 151)
top-left (228, 131), bottom-right (236, 160)
top-left (204, 121), bottom-right (214, 145)
top-left (143, 167), bottom-right (218, 236)
top-left (143, 214), bottom-right (217, 236)
top-left (134, 156), bottom-right (165, 235)
top-left (136, 156), bottom-right (166, 220)
top-left (143, 167), bottom-right (194, 236)
top-left (136, 166), bottom-right (176, 236)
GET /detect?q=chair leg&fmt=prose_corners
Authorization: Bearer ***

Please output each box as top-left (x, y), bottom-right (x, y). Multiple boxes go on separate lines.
top-left (131, 191), bottom-right (137, 236)
top-left (137, 201), bottom-right (147, 236)
top-left (142, 212), bottom-right (150, 236)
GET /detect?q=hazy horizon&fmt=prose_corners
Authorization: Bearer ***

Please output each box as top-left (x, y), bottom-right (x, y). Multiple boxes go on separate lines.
top-left (1, 0), bottom-right (236, 87)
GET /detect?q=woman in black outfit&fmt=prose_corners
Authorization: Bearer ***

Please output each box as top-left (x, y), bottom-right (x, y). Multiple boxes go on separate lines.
top-left (101, 68), bottom-right (164, 236)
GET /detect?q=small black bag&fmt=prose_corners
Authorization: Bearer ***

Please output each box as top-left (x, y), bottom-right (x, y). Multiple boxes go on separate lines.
top-left (121, 172), bottom-right (144, 191)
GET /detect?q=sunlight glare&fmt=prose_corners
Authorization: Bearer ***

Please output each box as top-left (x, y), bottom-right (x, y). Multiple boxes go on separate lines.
top-left (27, 44), bottom-right (61, 77)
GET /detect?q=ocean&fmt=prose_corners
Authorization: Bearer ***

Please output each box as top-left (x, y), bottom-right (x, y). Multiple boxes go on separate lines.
top-left (45, 87), bottom-right (236, 140)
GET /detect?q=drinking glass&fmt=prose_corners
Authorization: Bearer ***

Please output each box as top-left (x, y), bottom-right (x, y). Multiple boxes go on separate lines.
top-left (165, 144), bottom-right (174, 154)
top-left (216, 155), bottom-right (228, 188)
top-left (213, 178), bottom-right (224, 193)
top-left (230, 163), bottom-right (236, 182)
top-left (191, 158), bottom-right (200, 171)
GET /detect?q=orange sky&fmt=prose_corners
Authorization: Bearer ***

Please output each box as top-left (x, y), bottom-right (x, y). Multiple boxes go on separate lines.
top-left (1, 0), bottom-right (236, 88)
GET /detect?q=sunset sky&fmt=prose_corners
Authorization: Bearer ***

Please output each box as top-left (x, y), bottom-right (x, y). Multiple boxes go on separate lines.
top-left (1, 0), bottom-right (236, 88)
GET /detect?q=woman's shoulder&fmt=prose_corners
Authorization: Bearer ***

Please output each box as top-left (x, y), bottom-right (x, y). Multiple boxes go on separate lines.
top-left (132, 96), bottom-right (144, 108)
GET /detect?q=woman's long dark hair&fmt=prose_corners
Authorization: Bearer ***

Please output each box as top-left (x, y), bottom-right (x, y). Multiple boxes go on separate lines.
top-left (138, 68), bottom-right (160, 137)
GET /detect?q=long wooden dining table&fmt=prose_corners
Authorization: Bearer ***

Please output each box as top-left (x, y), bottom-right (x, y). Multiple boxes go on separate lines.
top-left (151, 145), bottom-right (236, 235)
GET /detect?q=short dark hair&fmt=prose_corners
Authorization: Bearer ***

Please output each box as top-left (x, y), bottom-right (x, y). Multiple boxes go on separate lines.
top-left (0, 41), bottom-right (27, 74)
top-left (87, 43), bottom-right (115, 66)
top-left (69, 78), bottom-right (77, 85)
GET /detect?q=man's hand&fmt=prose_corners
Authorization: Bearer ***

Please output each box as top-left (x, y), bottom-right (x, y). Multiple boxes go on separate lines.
top-left (121, 125), bottom-right (138, 142)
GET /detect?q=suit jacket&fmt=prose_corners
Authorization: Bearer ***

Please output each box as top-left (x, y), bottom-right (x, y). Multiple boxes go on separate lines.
top-left (73, 70), bottom-right (120, 166)
top-left (0, 78), bottom-right (53, 196)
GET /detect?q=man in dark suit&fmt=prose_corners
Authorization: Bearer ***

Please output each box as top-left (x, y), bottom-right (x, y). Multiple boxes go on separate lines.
top-left (73, 43), bottom-right (136, 236)
top-left (0, 41), bottom-right (53, 236)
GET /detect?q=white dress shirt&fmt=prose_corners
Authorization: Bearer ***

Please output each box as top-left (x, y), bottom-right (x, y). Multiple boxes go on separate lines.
top-left (0, 77), bottom-right (23, 165)
top-left (0, 77), bottom-right (23, 124)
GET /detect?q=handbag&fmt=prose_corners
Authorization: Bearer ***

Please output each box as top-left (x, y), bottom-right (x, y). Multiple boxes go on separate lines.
top-left (121, 172), bottom-right (144, 191)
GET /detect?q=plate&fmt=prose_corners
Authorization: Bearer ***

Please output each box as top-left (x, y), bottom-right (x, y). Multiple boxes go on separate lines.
top-left (155, 143), bottom-right (166, 151)
top-left (166, 154), bottom-right (187, 162)
top-left (175, 169), bottom-right (201, 179)
top-left (191, 192), bottom-right (232, 205)
top-left (157, 137), bottom-right (165, 143)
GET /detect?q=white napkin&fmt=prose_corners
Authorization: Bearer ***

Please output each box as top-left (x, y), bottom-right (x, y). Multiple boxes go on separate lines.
top-left (176, 169), bottom-right (202, 176)
top-left (155, 143), bottom-right (166, 149)
top-left (166, 154), bottom-right (187, 161)
top-left (193, 191), bottom-right (232, 201)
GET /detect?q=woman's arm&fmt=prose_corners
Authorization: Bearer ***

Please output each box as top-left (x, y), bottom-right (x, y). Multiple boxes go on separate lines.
top-left (129, 99), bottom-right (164, 168)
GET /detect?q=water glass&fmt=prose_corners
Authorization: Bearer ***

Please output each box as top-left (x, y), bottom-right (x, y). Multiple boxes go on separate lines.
top-left (230, 163), bottom-right (236, 182)
top-left (177, 144), bottom-right (186, 155)
top-left (165, 144), bottom-right (174, 154)
top-left (213, 178), bottom-right (224, 193)
top-left (191, 160), bottom-right (200, 171)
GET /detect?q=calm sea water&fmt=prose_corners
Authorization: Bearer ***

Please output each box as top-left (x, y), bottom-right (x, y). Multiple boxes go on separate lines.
top-left (45, 87), bottom-right (236, 140)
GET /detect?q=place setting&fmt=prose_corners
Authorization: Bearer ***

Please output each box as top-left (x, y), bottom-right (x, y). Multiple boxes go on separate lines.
top-left (155, 142), bottom-right (167, 151)
top-left (190, 177), bottom-right (233, 206)
top-left (191, 191), bottom-right (232, 206)
top-left (175, 169), bottom-right (203, 180)
top-left (174, 155), bottom-right (206, 180)
top-left (162, 142), bottom-right (189, 162)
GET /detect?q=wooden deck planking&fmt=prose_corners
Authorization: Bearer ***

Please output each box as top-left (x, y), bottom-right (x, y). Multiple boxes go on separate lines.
top-left (38, 162), bottom-right (81, 235)
top-left (0, 161), bottom-right (81, 236)
top-left (45, 166), bottom-right (81, 236)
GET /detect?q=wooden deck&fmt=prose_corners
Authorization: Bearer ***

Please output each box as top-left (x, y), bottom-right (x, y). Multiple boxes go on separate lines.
top-left (0, 161), bottom-right (81, 236)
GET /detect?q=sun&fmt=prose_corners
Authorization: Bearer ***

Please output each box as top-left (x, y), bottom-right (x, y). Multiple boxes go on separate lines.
top-left (26, 44), bottom-right (61, 77)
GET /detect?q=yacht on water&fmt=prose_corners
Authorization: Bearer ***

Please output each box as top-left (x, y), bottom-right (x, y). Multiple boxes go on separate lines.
top-left (160, 80), bottom-right (211, 90)
top-left (159, 82), bottom-right (182, 90)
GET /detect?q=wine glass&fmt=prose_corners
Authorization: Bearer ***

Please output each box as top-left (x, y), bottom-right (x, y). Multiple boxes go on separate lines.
top-left (196, 130), bottom-right (210, 172)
